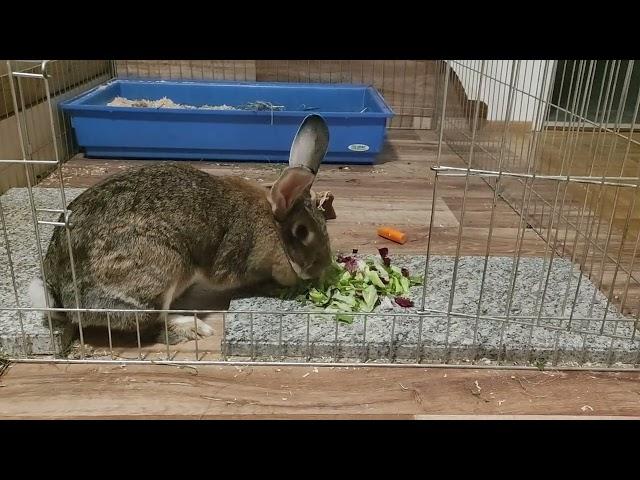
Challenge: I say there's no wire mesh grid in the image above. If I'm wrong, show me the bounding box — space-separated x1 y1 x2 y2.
113 60 435 129
0 60 112 194
432 60 640 368
1 60 639 370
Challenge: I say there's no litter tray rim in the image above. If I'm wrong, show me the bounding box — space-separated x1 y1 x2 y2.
60 79 396 119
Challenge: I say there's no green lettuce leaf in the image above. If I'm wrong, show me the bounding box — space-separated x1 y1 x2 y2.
287 251 424 323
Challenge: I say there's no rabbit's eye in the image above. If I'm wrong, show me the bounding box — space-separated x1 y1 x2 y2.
294 224 309 242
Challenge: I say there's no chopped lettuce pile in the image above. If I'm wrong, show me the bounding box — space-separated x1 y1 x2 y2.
279 248 423 323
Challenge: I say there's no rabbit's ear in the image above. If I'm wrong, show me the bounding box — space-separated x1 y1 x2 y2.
269 166 315 221
269 115 329 220
288 114 329 174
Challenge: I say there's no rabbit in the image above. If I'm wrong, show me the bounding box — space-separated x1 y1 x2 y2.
29 114 333 344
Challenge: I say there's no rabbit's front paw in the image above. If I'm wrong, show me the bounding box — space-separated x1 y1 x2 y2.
163 314 215 344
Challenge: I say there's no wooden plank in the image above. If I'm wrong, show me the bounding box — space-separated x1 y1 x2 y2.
34 130 549 257
1 363 639 419
114 60 257 82
0 60 111 120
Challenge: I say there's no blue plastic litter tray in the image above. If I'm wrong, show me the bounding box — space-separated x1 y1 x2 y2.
61 79 395 164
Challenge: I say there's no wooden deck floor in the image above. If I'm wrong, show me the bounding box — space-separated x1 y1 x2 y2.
3 129 639 419
36 129 548 257
1 363 639 419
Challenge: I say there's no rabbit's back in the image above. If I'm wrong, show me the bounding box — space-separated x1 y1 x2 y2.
65 163 241 235
44 163 277 305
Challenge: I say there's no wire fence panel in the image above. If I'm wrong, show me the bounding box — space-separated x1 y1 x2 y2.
1 60 639 370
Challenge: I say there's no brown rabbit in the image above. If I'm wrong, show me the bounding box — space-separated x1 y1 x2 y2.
29 114 332 343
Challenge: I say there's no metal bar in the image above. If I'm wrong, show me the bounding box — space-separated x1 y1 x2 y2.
278 313 283 359
559 60 598 259
6 60 56 357
0 198 29 357
558 61 600 315
420 176 441 311
15 75 34 183
443 61 487 360
134 313 142 360
334 317 339 361
581 60 624 289
221 313 227 361
164 312 170 360
250 312 255 361
493 60 554 363
193 312 199 361
415 316 424 363
431 167 640 188
389 315 396 362
361 316 368 362
591 61 637 330
474 61 521 352
420 62 450 313
9 357 640 373
569 61 626 331
36 208 66 214
533 60 591 327
306 313 311 361
498 60 558 361
37 220 66 226
10 72 45 79
43 71 86 358
1 313 630 345
106 312 114 360
5 304 637 326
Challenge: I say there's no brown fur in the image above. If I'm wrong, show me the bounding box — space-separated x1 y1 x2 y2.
40 115 333 343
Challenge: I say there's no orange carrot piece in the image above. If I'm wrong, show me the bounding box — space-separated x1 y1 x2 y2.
377 226 407 244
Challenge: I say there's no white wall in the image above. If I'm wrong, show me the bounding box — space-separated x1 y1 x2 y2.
447 60 556 130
